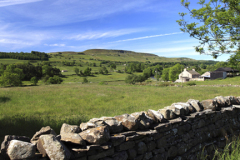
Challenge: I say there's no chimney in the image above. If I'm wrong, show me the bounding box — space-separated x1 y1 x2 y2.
184 68 187 71
192 69 195 71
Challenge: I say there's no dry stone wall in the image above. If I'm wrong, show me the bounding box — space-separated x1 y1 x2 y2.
1 96 240 160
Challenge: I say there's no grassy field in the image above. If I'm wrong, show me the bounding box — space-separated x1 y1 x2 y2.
0 80 240 142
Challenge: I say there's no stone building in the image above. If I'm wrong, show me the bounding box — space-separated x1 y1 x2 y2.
176 68 202 82
201 71 227 80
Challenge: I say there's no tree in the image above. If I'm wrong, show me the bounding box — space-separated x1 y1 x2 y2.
177 0 240 58
74 68 79 75
0 64 23 87
169 64 183 81
83 67 92 76
47 75 63 84
30 77 38 85
109 63 116 70
161 68 170 81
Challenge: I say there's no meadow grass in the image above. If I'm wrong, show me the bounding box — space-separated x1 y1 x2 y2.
0 83 240 143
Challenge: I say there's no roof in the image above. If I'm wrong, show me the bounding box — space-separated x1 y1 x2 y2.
187 70 201 75
215 67 239 72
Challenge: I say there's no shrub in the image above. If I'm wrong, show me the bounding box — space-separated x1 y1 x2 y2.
83 77 88 84
47 75 63 84
30 77 38 86
186 81 196 86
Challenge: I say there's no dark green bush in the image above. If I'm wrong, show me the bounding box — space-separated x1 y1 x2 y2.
47 75 63 84
186 81 196 86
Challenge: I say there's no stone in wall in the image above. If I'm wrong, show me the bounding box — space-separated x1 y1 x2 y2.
60 123 81 134
130 111 154 129
187 99 203 112
31 126 57 146
7 140 36 160
99 117 123 133
1 135 31 159
225 96 240 105
147 109 164 123
200 99 219 111
79 126 110 145
60 133 86 146
37 134 71 159
115 114 138 131
158 108 176 120
81 117 123 134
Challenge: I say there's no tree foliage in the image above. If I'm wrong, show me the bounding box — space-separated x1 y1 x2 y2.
177 0 240 58
0 51 49 60
0 64 23 86
125 74 146 84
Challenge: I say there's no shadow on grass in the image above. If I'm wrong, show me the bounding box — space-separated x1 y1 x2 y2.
0 114 86 143
0 97 10 103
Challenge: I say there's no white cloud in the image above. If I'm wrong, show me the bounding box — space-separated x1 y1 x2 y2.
110 32 183 43
67 28 147 40
45 43 66 47
0 0 42 7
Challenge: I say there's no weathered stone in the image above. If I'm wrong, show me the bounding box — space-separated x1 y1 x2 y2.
147 109 164 123
126 134 144 141
110 135 125 146
171 102 193 115
119 131 136 136
166 106 185 116
80 122 96 131
60 133 86 145
225 96 240 105
143 152 153 160
150 154 164 160
37 134 71 160
214 96 228 107
131 111 154 130
115 114 138 131
112 151 128 160
134 155 143 160
137 130 157 136
147 141 156 151
7 140 35 160
1 135 31 159
31 126 56 146
198 119 205 128
156 137 167 148
154 123 172 132
88 148 114 160
137 142 147 154
152 148 165 155
158 109 176 120
99 117 123 133
168 146 178 158
201 99 219 111
115 141 135 151
127 148 137 159
60 123 81 134
187 99 203 112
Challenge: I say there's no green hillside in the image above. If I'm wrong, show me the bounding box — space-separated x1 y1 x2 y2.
49 49 198 63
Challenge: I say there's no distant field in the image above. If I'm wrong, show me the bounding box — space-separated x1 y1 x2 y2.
0 80 240 142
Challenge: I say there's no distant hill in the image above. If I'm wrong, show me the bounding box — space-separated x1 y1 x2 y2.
48 49 215 63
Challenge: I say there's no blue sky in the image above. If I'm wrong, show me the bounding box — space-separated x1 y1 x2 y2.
0 0 232 61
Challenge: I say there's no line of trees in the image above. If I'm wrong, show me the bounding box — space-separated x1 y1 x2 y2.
0 63 62 87
0 51 49 60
